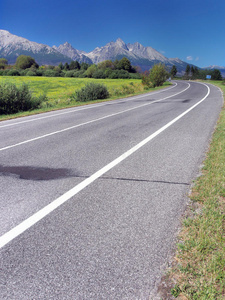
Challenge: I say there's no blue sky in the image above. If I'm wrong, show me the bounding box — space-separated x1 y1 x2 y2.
1 0 224 67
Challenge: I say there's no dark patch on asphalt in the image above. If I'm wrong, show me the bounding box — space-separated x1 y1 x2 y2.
182 99 191 103
0 165 190 186
0 165 79 181
134 99 156 102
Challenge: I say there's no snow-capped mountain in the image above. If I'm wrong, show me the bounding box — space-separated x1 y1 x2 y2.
0 30 197 72
0 30 53 54
127 41 168 62
52 42 92 64
84 38 170 68
0 30 70 65
85 38 134 63
59 38 194 72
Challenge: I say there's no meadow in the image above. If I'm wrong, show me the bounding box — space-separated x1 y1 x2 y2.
0 76 171 119
0 76 145 102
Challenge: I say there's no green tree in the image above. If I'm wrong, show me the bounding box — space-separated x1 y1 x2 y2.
58 62 63 70
113 59 120 70
69 60 80 70
170 65 177 78
118 57 132 71
190 66 199 79
63 62 69 70
98 60 114 70
185 64 191 77
211 69 222 80
85 64 97 78
80 62 89 70
0 58 8 69
15 55 39 70
149 63 168 87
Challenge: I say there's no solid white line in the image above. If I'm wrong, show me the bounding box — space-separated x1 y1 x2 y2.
0 83 210 249
0 82 177 128
0 83 188 152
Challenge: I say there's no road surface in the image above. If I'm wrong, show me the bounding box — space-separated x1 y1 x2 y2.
0 81 223 299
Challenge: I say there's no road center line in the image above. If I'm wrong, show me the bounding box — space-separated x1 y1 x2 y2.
0 82 210 249
0 83 189 152
0 82 177 128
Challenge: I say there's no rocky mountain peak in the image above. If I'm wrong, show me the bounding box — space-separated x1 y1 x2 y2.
63 42 72 48
127 42 144 52
115 38 128 50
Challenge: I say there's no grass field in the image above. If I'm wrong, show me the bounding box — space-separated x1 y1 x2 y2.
168 80 225 299
0 76 171 120
0 76 143 101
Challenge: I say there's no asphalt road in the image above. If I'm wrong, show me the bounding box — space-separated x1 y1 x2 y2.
0 81 223 299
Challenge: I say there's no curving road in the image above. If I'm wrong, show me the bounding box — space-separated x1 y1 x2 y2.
0 81 223 299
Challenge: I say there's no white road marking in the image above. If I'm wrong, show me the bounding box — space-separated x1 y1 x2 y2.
0 83 210 249
0 83 189 152
0 83 177 128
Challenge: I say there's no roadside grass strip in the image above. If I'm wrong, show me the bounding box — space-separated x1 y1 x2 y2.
169 81 225 299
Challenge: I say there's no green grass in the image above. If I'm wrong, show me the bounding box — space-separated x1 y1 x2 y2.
169 80 225 299
0 76 171 120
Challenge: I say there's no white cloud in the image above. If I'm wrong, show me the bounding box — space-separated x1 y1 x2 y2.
187 56 193 61
195 57 199 61
160 50 165 54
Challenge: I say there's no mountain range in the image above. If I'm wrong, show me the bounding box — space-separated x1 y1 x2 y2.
0 30 224 75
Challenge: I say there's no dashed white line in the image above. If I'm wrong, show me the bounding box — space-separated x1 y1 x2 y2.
0 83 189 152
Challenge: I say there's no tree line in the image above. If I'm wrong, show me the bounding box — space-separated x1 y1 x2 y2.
170 64 223 80
0 55 140 79
0 55 223 82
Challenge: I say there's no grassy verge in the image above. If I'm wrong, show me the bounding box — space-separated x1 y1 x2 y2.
0 76 171 121
168 80 225 299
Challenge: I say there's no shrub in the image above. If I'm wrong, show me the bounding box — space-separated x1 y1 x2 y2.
129 72 141 79
2 69 9 76
108 69 130 79
7 69 21 76
121 84 134 95
20 70 28 76
36 69 43 76
0 82 42 114
78 71 87 78
64 70 74 77
92 69 106 79
72 83 109 102
43 69 58 77
26 70 36 76
73 71 81 77
149 63 169 87
142 74 153 88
